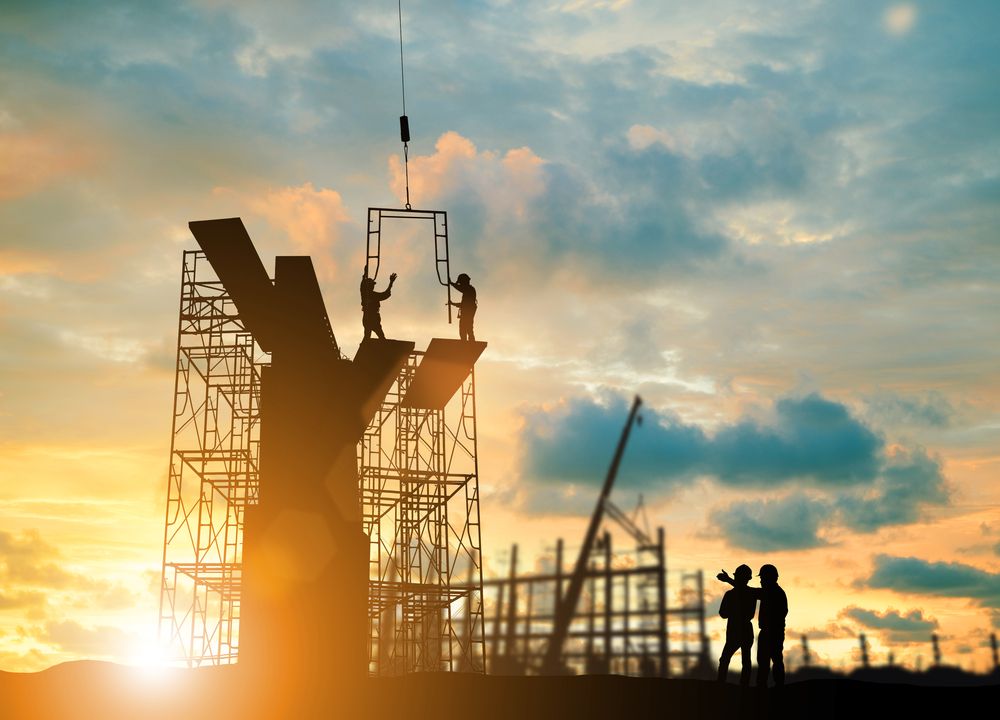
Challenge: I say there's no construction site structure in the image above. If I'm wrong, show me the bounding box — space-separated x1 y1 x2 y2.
158 249 267 664
158 216 488 687
483 528 711 677
360 339 487 675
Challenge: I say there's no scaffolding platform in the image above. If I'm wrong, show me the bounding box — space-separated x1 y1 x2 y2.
353 339 415 422
402 339 486 409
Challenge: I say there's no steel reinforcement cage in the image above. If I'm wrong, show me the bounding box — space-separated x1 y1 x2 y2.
359 351 486 675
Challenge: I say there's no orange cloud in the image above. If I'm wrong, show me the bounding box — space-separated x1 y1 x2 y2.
214 182 354 280
0 130 90 201
388 131 546 216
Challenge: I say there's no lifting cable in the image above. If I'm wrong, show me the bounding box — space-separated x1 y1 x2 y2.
397 0 412 210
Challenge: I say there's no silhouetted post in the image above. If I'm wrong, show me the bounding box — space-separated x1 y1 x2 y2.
603 531 613 668
623 562 631 673
504 544 519 663
490 583 505 672
801 634 811 668
887 650 895 667
522 578 534 671
931 633 942 667
586 562 597 670
696 569 710 671
657 527 668 677
991 633 998 671
555 538 564 610
460 557 475 672
860 633 870 668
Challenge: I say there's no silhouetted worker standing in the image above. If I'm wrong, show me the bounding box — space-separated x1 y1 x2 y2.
449 273 477 341
360 266 397 340
716 564 757 685
754 564 787 688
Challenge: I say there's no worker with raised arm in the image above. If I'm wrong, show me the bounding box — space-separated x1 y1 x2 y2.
360 266 397 340
716 564 757 685
448 273 477 341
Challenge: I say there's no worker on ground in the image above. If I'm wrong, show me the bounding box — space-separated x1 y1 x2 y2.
360 266 397 340
717 563 788 688
448 273 477 341
716 564 757 685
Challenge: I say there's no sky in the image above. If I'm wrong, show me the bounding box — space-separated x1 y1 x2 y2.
1 0 999 673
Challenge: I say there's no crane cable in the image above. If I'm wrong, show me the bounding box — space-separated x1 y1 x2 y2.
397 0 411 210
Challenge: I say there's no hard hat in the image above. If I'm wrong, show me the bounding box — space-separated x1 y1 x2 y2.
457 273 470 284
758 564 779 581
735 564 753 582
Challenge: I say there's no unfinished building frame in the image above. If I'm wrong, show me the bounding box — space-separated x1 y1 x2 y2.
484 529 710 677
360 350 486 675
158 250 269 665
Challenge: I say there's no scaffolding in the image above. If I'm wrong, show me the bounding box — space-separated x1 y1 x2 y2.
157 254 486 674
158 250 269 666
360 350 486 675
483 529 710 677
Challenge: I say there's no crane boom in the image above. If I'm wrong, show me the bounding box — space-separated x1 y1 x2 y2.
540 395 642 674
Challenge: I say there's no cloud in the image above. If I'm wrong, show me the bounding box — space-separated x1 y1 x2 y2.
791 624 855 641
0 529 80 589
0 529 136 610
518 393 706 488
836 448 949 532
0 128 92 200
519 392 882 491
35 620 135 658
840 606 938 643
384 131 729 288
710 394 882 487
516 392 951 545
863 391 953 429
708 493 831 551
0 590 46 611
711 448 948 550
216 182 355 281
864 555 1000 608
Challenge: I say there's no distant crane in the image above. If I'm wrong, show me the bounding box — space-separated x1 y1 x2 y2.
604 494 654 548
931 633 942 667
540 395 643 674
859 633 870 668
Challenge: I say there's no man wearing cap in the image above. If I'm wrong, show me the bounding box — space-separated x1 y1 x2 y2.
448 273 477 341
717 563 788 688
716 563 757 685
